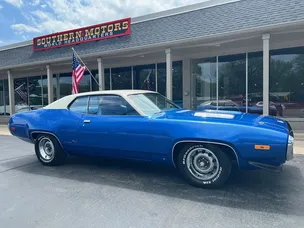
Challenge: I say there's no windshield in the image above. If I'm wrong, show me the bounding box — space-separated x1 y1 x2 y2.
128 93 180 115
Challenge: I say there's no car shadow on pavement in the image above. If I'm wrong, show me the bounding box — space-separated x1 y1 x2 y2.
5 154 304 216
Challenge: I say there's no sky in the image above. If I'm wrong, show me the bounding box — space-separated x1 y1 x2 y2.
0 0 207 47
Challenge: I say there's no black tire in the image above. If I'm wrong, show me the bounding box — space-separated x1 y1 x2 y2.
177 144 232 188
34 134 67 166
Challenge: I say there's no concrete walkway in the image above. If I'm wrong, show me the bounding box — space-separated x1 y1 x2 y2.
0 124 9 135
1 125 303 154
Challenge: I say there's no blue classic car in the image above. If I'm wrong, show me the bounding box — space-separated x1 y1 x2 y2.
8 90 294 188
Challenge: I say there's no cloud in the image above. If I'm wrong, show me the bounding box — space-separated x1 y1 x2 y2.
11 23 40 34
11 0 207 36
0 39 26 46
30 0 40 6
0 4 3 9
4 0 23 8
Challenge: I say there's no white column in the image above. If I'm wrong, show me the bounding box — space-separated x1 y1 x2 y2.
97 58 105 90
46 65 53 104
166 48 172 100
7 70 15 115
262 34 270 116
182 58 191 109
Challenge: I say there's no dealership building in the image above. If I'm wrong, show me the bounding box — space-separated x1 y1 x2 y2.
1 0 304 129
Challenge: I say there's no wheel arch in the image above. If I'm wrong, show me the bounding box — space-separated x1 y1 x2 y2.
172 140 239 168
30 131 65 151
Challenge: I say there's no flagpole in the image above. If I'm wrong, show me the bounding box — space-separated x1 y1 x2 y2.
71 47 102 90
140 69 152 89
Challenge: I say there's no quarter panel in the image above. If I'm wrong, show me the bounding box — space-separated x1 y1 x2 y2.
9 109 83 153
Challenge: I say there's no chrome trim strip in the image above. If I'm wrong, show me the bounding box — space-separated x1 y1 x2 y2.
171 140 239 168
30 131 66 153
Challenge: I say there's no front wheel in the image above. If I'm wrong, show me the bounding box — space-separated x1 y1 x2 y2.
177 144 232 188
35 134 67 166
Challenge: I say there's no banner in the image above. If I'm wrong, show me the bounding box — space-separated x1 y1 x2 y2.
33 18 131 51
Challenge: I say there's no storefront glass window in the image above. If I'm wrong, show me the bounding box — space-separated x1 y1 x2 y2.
105 69 110 90
78 73 91 93
0 80 10 115
91 70 99 91
157 63 166 97
248 51 264 115
0 80 6 115
156 61 183 106
192 57 217 110
59 73 72 98
53 74 59 101
133 64 156 91
41 75 48 105
111 66 132 90
270 47 304 118
14 78 29 112
3 80 9 115
28 76 43 108
218 54 246 110
173 61 183 107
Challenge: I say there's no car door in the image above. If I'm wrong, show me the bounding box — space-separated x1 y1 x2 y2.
54 95 89 154
76 94 153 161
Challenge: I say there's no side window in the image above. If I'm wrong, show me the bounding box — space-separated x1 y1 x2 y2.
88 95 139 116
69 96 88 114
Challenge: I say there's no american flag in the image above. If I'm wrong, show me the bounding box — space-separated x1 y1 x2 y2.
72 53 86 94
15 83 28 102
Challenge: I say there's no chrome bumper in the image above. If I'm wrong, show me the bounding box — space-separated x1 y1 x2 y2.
286 135 294 161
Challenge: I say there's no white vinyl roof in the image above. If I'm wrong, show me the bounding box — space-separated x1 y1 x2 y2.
44 90 156 110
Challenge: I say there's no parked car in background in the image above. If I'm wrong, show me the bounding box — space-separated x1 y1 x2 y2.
0 104 42 115
197 100 279 116
8 90 294 188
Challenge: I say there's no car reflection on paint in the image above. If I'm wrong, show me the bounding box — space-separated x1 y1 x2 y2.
8 90 294 188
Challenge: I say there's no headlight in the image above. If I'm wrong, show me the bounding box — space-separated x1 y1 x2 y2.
288 135 294 145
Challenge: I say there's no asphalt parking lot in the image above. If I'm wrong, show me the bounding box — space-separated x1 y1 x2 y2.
1 135 304 228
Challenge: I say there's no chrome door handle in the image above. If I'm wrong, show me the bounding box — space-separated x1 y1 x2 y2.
83 120 91 124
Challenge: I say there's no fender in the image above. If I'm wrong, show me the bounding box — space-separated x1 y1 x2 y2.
171 140 239 168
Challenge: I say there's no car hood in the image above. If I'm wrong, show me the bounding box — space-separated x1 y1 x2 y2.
153 109 290 134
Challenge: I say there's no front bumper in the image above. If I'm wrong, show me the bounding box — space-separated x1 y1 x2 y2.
286 135 294 161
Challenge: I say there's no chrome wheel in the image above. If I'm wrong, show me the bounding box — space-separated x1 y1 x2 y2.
186 147 220 181
38 137 55 162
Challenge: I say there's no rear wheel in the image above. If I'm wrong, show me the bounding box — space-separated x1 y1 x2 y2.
34 134 66 166
177 144 232 188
